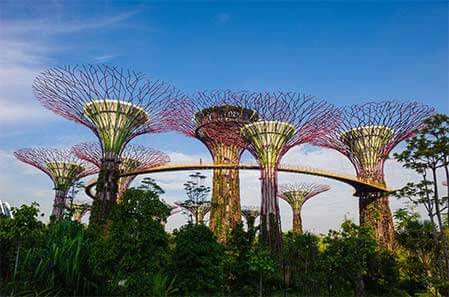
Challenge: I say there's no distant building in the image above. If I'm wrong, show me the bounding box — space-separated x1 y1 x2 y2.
0 200 13 218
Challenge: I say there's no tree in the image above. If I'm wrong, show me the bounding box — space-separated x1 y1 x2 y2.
248 243 277 297
0 203 44 282
139 177 165 195
394 208 447 295
89 188 170 296
170 224 224 296
223 222 258 296
283 232 326 295
394 113 449 292
322 220 377 297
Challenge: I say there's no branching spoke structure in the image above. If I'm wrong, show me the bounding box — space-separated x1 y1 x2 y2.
72 142 170 201
14 148 96 219
313 101 434 249
167 90 258 242
241 92 338 258
33 65 179 225
278 183 330 235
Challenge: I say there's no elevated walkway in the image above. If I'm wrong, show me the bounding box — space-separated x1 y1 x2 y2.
85 162 390 198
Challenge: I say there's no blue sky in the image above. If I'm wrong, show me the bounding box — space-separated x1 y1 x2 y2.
0 1 447 231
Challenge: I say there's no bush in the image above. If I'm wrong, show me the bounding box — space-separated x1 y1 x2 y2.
322 220 377 297
89 188 170 296
11 220 96 296
0 203 45 284
283 232 326 295
171 224 224 296
223 222 258 296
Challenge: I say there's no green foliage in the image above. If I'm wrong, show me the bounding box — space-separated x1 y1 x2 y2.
148 272 178 297
10 220 96 296
0 203 45 282
394 208 446 295
248 242 277 297
89 188 170 296
322 220 377 297
283 232 326 295
171 224 224 296
394 113 449 295
139 177 165 195
223 222 258 296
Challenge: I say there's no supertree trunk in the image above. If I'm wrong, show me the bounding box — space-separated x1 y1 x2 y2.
292 208 302 235
51 189 68 219
358 187 395 250
91 153 120 226
260 166 283 258
209 143 242 242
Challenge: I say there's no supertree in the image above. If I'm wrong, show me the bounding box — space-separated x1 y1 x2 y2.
33 65 180 225
240 92 338 258
241 205 260 242
69 202 91 222
278 183 330 235
14 148 97 219
312 101 434 249
174 200 212 225
72 142 170 201
167 90 258 242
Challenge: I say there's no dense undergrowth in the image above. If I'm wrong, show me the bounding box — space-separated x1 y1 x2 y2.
0 190 445 297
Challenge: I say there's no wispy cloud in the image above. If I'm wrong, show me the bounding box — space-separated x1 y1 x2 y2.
92 54 118 63
0 9 144 37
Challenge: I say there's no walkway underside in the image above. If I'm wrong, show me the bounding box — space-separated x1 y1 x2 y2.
85 162 391 199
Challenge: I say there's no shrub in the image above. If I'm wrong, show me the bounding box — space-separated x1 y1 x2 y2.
171 224 224 296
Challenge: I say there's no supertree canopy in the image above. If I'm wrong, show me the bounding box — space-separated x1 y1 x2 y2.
168 90 258 242
313 101 434 249
241 205 261 222
241 92 338 258
278 183 330 235
175 200 212 225
241 205 260 230
33 64 180 225
14 148 97 219
72 142 170 201
69 202 91 222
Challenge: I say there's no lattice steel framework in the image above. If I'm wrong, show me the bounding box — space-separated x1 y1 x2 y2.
72 142 170 201
278 183 330 235
312 101 434 249
240 92 338 257
14 148 97 219
167 90 258 242
33 64 180 225
174 200 212 225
